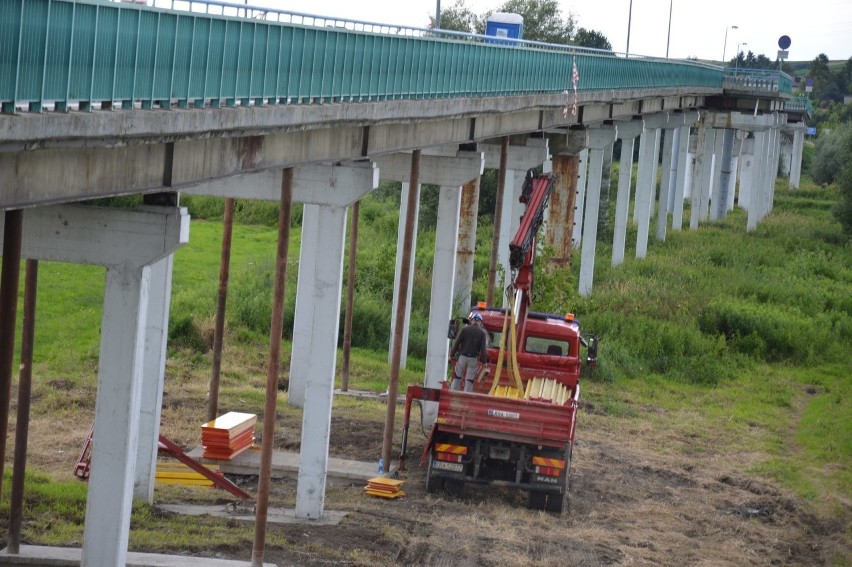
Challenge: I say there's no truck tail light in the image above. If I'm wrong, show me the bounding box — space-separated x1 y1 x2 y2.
435 443 468 463
531 456 566 476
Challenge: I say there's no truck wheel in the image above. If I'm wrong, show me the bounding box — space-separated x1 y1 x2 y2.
527 490 547 510
545 489 569 514
426 451 444 494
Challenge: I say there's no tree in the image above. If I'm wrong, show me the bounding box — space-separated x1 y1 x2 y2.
432 0 480 33
572 27 612 50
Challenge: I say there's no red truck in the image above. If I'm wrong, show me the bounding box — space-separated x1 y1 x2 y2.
399 170 598 513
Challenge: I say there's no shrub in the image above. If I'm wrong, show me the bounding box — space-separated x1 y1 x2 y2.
811 123 852 184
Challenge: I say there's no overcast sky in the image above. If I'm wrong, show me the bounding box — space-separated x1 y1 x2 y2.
260 0 851 63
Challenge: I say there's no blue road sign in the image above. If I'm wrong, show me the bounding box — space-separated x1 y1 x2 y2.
778 35 792 49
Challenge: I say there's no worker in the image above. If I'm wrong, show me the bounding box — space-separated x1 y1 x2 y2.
449 313 489 392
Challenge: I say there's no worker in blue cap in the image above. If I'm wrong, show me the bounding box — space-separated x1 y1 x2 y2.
449 313 489 392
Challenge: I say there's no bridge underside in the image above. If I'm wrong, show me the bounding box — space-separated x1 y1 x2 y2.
0 88 717 209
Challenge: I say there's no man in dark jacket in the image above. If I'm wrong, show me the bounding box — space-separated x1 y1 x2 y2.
449 313 489 392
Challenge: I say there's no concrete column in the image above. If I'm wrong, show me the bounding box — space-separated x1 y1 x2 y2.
779 131 793 178
707 130 725 221
572 149 590 246
133 253 174 502
289 205 320 406
739 136 755 211
422 184 462 426
579 126 617 297
789 127 804 189
656 124 678 241
713 129 736 221
699 127 717 223
480 139 548 302
388 181 421 369
0 205 188 567
597 143 614 242
635 127 661 259
454 177 479 314
612 120 643 266
727 134 744 212
684 132 698 204
748 131 766 231
671 125 692 231
295 203 348 520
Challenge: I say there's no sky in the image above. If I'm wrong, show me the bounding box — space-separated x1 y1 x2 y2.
255 0 852 63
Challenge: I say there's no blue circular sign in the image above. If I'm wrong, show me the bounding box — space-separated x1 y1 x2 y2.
778 35 792 49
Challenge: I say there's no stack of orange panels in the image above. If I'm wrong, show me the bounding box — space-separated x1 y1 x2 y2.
202 412 257 460
364 477 406 499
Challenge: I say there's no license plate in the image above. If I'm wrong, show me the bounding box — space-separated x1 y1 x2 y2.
432 460 464 473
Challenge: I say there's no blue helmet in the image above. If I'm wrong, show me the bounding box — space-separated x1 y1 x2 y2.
471 313 483 322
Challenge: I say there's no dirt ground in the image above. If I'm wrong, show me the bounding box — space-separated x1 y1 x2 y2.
3 392 848 566
204 405 849 567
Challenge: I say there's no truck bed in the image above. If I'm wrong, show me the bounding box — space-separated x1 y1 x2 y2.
435 386 578 449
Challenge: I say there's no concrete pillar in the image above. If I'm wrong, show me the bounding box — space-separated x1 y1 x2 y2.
684 132 698 204
612 120 643 266
656 120 681 242
699 127 718 223
713 129 736 221
544 131 585 267
789 127 804 189
295 202 348 520
0 204 188 567
388 181 421 369
671 125 692 231
454 177 479 314
748 131 766 231
289 205 320 406
727 133 744 212
572 149 590 246
708 130 725 221
481 139 549 302
579 126 617 297
422 184 462 426
597 143 614 242
133 252 174 502
739 136 755 211
635 124 661 259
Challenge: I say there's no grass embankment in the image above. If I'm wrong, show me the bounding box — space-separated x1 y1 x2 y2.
0 176 849 552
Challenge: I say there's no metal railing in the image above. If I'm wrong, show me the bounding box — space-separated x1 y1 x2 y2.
1 0 728 113
785 95 813 116
723 67 794 96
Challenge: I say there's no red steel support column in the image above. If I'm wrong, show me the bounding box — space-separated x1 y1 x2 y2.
382 150 421 467
8 259 37 554
0 209 23 500
208 197 235 421
341 200 360 392
547 155 580 268
252 170 293 567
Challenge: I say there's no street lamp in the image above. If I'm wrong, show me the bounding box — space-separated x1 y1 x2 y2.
734 42 747 74
665 0 673 58
626 0 633 55
722 25 738 63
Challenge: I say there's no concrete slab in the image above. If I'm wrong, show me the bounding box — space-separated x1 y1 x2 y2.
0 546 275 567
157 504 346 525
186 447 378 485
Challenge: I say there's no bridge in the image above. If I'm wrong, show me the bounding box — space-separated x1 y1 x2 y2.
0 0 810 564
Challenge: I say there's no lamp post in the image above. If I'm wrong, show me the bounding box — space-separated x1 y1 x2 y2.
435 0 441 29
722 25 738 63
665 0 673 58
626 0 633 55
734 42 747 74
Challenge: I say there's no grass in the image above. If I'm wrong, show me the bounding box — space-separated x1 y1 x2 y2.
0 174 849 555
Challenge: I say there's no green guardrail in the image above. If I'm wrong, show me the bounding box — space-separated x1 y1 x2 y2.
786 95 813 116
723 67 794 95
1 0 725 113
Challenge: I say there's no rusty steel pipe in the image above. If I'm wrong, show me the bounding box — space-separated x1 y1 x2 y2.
0 209 23 501
382 150 421 468
341 200 360 392
251 170 293 567
547 154 580 269
208 197 235 422
8 259 37 554
486 136 509 305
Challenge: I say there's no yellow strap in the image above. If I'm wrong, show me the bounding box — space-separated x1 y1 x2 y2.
508 294 524 392
489 304 512 396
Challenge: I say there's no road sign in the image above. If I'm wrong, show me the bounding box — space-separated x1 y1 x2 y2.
778 35 791 50
807 127 817 136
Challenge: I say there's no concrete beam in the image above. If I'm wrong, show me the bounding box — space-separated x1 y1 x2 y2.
481 140 549 170
182 162 379 207
374 152 484 186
